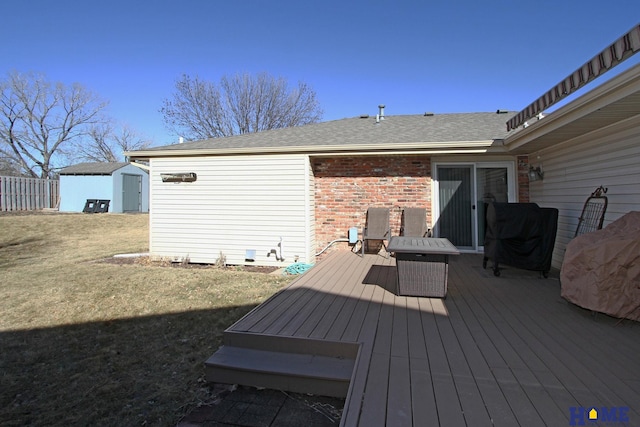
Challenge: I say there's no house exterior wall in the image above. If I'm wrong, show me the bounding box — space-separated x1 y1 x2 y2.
148 154 312 266
59 175 112 212
312 155 432 256
305 156 316 262
528 114 640 269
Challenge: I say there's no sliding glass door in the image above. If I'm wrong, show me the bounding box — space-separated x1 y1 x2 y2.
476 167 509 247
437 166 473 248
435 162 514 251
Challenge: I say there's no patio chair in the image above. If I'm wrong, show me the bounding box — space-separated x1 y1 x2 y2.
400 208 430 237
361 207 391 257
574 186 608 237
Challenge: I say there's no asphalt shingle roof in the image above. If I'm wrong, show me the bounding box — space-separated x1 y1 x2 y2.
59 162 129 175
142 112 517 154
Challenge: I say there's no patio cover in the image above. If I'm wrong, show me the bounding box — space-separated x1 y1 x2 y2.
507 24 640 131
561 211 640 321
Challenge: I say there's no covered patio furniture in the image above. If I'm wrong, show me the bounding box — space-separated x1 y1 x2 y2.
561 211 640 321
483 202 558 277
361 207 391 257
400 207 430 237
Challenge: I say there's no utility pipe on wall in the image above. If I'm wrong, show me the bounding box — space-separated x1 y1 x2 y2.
278 237 284 261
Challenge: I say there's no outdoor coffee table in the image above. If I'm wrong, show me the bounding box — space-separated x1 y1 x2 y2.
387 237 460 298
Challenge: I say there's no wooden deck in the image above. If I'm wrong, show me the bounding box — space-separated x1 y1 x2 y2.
206 251 640 426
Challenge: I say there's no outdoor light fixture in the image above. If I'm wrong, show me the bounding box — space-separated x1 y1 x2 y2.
528 166 544 182
160 172 197 183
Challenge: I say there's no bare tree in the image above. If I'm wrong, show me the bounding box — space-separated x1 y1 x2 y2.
0 71 107 178
76 122 151 163
0 155 22 176
161 72 323 140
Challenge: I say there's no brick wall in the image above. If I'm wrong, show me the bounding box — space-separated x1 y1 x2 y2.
517 155 530 203
313 155 432 255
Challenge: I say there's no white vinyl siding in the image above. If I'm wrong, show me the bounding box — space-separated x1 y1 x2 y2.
149 154 312 266
529 115 640 269
305 155 316 262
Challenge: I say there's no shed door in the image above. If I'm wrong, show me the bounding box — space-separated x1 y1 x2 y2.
122 174 142 212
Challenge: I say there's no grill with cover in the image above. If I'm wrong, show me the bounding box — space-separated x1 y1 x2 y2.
483 202 558 277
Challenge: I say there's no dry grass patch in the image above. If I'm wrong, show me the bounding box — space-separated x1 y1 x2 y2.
0 213 294 426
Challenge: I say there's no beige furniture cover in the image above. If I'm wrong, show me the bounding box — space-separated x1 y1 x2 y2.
561 211 640 321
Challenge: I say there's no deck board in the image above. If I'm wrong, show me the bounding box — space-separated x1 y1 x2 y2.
341 283 385 425
261 251 353 335
275 252 351 329
387 355 412 427
449 266 574 425
458 264 640 421
307 252 374 339
323 264 369 341
213 251 640 426
357 351 390 427
484 278 640 422
416 297 467 427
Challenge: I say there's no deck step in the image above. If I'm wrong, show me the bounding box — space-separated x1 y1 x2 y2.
205 344 356 398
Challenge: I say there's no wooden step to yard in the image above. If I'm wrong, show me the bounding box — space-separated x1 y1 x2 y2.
205 331 359 398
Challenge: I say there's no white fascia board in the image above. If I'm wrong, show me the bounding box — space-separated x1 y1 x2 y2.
125 140 496 159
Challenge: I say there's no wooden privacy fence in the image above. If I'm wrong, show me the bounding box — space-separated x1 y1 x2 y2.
0 176 60 211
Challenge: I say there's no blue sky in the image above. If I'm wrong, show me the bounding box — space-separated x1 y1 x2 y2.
1 1 638 146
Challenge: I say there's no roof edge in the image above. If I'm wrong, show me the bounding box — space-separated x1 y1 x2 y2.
126 140 497 159
59 172 115 176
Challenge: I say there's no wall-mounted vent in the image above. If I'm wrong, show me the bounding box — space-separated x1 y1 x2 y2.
161 172 197 183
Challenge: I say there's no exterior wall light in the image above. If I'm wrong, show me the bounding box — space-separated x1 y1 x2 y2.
160 172 197 183
528 166 544 182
